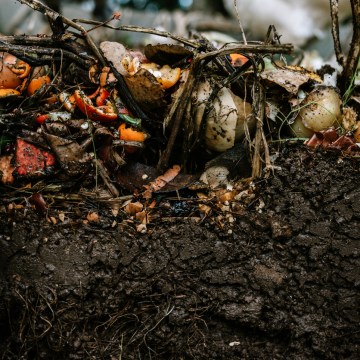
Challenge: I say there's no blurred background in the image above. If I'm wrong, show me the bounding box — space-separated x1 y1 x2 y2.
0 0 353 60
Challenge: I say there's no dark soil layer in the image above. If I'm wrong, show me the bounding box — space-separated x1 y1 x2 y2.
0 144 359 359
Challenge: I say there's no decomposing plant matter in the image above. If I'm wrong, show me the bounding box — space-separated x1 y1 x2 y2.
0 0 359 218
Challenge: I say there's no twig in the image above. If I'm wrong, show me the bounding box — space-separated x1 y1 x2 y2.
198 43 293 60
251 80 266 178
157 58 201 171
0 34 95 60
72 20 202 49
234 0 248 44
17 0 107 66
330 0 345 67
93 159 120 198
0 41 92 68
339 0 360 93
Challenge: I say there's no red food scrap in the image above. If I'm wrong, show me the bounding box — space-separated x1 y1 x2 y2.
15 138 56 178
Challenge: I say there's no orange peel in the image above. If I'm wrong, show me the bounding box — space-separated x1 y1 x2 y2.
0 54 24 90
157 65 181 89
0 88 21 98
118 123 147 142
11 60 31 79
141 63 181 89
229 54 249 67
27 75 51 96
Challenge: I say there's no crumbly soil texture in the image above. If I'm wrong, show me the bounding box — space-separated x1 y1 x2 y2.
0 143 359 359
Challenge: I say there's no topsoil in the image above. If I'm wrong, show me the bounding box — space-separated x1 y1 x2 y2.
0 143 359 360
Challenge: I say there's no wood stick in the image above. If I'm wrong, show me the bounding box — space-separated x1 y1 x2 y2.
17 0 107 66
330 0 345 67
340 0 360 93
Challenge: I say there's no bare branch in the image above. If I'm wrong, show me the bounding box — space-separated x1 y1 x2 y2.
330 0 345 66
17 0 107 66
340 0 360 93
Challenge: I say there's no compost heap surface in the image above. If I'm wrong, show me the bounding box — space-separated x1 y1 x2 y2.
0 143 359 360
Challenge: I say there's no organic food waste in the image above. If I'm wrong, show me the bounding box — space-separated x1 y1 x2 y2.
0 0 359 359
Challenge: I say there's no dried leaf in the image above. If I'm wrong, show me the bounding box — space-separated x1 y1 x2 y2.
143 165 181 199
199 204 212 216
87 212 100 222
0 155 15 184
43 133 92 177
135 210 148 224
124 68 167 114
260 67 321 95
144 44 193 65
58 212 65 222
124 201 144 216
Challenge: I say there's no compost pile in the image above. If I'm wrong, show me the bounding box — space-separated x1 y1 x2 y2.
1 0 360 359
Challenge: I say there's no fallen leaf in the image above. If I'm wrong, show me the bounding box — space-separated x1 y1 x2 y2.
0 155 15 184
43 133 92 177
135 210 148 224
87 212 100 222
199 204 211 216
124 68 167 114
260 67 321 95
124 201 144 216
143 165 181 199
144 44 193 65
58 212 65 222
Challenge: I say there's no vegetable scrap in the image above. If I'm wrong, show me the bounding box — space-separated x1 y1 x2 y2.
0 0 359 228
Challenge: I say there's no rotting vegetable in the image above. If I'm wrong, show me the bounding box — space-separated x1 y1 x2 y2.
0 0 359 217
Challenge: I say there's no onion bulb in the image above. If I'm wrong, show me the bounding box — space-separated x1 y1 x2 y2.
192 79 253 152
291 86 342 137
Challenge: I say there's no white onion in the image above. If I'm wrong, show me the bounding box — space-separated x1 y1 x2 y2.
291 86 342 137
193 79 253 152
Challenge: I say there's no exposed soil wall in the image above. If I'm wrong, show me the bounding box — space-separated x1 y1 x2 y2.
0 144 359 359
